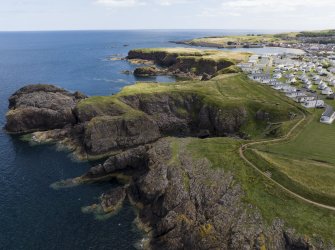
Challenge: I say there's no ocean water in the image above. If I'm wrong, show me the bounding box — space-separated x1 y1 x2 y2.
0 30 303 250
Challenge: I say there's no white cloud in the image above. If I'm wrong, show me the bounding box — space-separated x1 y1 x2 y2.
94 0 146 7
199 0 335 18
94 0 195 7
221 0 335 11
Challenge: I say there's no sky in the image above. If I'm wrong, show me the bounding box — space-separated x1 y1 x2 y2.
0 0 334 31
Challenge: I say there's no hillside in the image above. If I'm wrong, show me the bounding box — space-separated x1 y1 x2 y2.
127 48 249 79
175 29 335 48
5 50 335 248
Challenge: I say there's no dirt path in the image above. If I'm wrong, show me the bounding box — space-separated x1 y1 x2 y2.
239 111 335 211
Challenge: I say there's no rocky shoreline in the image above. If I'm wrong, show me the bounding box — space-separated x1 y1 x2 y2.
126 48 244 81
4 79 332 249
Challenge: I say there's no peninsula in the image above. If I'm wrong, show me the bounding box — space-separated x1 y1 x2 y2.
5 47 335 249
174 29 335 52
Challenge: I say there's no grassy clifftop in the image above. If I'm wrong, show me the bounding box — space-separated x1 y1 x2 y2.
77 73 302 142
127 48 250 77
74 73 335 245
176 29 335 48
128 47 250 62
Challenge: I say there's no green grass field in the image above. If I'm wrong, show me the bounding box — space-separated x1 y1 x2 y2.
186 137 335 244
77 69 335 242
243 107 335 209
257 111 335 164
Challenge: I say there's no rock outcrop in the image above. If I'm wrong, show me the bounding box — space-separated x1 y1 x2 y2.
121 93 247 137
5 84 87 133
84 138 318 250
83 114 161 155
134 66 163 77
4 83 331 249
5 84 248 156
127 49 241 80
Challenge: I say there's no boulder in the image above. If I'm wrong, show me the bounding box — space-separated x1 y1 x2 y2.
134 66 160 77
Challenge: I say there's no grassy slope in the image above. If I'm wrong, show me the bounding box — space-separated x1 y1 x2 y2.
76 71 335 242
246 149 335 206
77 74 301 140
244 108 335 209
187 137 335 244
184 29 335 47
258 110 335 164
130 47 251 63
191 34 285 44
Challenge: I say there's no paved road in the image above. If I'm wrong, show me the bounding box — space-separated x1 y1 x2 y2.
239 111 335 211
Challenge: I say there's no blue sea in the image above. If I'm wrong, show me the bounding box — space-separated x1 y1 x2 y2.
0 30 303 250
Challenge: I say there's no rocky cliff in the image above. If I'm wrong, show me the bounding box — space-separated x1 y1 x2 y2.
5 84 248 157
5 77 328 249
127 48 249 79
5 84 87 133
83 138 317 250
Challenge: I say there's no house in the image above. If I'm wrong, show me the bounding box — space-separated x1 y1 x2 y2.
267 79 280 86
249 73 270 82
315 79 323 85
303 83 312 89
295 96 315 103
302 100 325 108
320 106 335 124
273 73 282 79
302 78 310 84
312 75 320 81
281 85 296 93
249 55 259 64
322 87 334 95
329 67 335 74
272 83 284 90
286 91 306 98
287 77 297 84
299 74 307 80
260 76 272 84
318 82 328 90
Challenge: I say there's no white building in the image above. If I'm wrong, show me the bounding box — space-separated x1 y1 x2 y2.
295 96 315 103
318 82 328 90
322 87 334 95
320 106 335 124
302 100 325 108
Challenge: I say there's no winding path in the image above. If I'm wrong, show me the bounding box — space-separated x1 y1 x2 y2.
239 111 335 211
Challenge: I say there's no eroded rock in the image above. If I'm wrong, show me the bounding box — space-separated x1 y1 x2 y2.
5 84 86 133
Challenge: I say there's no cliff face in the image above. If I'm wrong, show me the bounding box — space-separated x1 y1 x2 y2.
127 49 245 79
5 85 248 155
80 93 247 155
127 50 180 67
83 114 161 155
4 83 329 249
5 84 87 133
84 138 313 250
121 93 247 136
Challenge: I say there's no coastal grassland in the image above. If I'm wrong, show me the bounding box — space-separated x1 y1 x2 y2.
185 34 298 47
129 47 251 64
77 73 302 140
186 137 335 243
182 29 335 48
190 35 282 44
129 47 250 60
244 149 335 206
256 110 335 164
129 47 206 55
241 109 335 207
